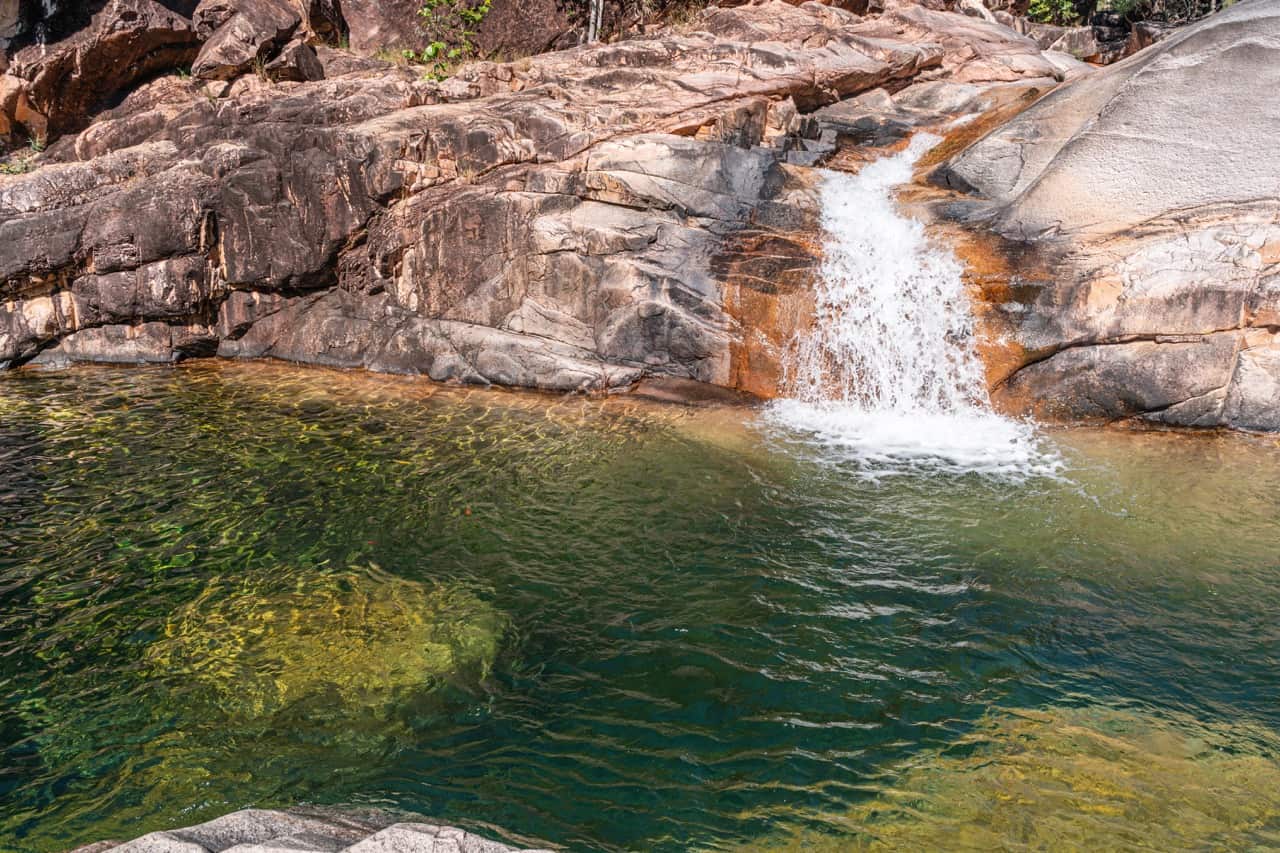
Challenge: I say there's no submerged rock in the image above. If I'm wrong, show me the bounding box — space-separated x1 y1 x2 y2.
16 563 510 837
145 565 507 718
737 704 1280 850
941 0 1280 430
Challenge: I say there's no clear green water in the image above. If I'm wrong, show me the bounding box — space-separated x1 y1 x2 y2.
1 363 1278 851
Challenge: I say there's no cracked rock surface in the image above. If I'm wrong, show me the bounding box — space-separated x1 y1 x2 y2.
940 0 1280 429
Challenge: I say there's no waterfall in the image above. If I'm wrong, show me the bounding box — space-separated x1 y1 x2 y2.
767 134 1056 477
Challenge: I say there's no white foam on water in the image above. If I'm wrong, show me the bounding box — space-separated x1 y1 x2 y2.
764 133 1060 479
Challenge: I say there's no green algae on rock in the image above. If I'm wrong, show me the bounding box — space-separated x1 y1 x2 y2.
144 565 508 719
732 705 1280 851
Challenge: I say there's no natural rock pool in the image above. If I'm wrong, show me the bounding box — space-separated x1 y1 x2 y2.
2 363 1279 851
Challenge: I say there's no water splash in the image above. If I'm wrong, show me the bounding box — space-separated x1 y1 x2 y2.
766 134 1058 478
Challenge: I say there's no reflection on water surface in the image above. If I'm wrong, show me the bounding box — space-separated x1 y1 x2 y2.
1 363 1278 851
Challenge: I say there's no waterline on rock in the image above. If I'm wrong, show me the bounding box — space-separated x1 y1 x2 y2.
765 134 1057 477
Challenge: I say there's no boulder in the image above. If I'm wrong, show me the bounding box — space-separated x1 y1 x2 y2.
475 0 576 58
263 37 325 81
957 0 998 22
941 0 1280 429
337 0 581 57
190 0 302 80
1044 25 1101 61
0 0 19 52
1126 19 1178 53
337 0 423 52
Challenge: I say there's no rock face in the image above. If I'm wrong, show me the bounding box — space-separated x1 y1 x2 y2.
0 1 201 144
0 0 1062 398
74 807 551 852
942 0 1280 429
191 0 304 81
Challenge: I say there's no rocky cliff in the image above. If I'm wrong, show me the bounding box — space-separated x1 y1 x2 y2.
4 0 1274 430
0 0 1061 398
940 0 1280 429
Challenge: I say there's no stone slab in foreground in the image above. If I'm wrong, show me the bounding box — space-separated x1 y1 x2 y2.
71 807 551 853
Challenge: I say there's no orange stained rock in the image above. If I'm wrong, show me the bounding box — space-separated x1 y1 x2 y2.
717 229 822 399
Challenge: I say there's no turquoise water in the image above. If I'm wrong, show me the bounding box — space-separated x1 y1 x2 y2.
1 363 1278 850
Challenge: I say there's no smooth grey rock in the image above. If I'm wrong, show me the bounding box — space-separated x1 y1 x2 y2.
944 0 1280 430
345 823 546 853
109 833 209 853
948 0 1280 240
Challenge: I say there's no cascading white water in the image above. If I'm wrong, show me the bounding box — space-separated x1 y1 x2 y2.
767 133 1057 477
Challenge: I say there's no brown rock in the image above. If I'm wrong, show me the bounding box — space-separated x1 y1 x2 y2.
0 0 200 148
945 0 1280 430
338 0 424 52
263 38 325 81
191 0 302 80
1045 25 1102 62
475 0 576 58
1125 19 1177 54
881 0 1060 83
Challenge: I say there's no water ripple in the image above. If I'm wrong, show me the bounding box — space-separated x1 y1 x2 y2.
0 364 1278 851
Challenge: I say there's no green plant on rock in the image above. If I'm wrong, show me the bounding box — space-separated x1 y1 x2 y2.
0 136 43 175
413 0 492 80
0 157 34 175
1028 0 1081 24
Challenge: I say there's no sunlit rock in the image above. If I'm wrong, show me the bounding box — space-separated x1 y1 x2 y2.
941 0 1280 430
